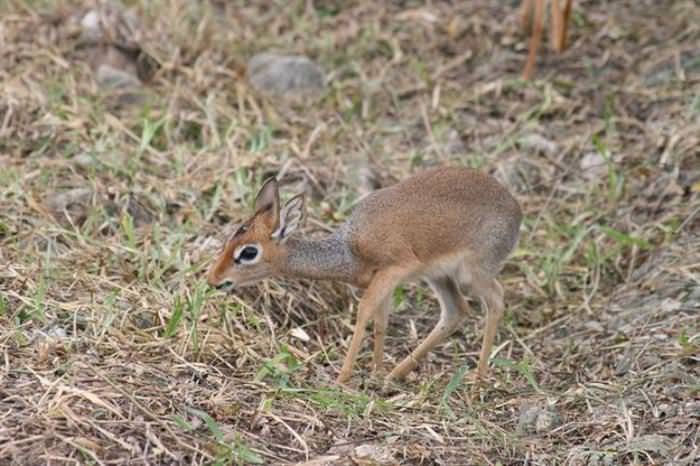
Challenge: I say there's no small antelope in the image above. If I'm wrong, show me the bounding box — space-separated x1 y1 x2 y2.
207 167 522 384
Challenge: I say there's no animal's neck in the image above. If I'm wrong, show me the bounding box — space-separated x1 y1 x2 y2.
281 229 358 284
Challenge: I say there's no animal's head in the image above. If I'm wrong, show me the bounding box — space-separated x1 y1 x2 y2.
206 178 305 290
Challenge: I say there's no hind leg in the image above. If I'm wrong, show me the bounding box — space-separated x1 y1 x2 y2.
387 277 471 381
473 277 505 379
458 258 506 379
457 259 473 296
523 0 545 79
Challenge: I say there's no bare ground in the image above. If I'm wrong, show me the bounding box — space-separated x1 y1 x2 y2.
0 1 698 465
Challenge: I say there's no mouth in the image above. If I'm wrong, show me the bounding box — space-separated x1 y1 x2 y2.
214 282 235 293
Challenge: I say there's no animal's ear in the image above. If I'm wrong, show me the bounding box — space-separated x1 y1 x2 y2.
272 194 305 242
254 177 280 231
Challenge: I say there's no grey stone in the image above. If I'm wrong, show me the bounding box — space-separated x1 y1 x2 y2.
96 64 145 106
248 53 326 101
45 187 95 226
47 326 68 339
580 151 609 181
79 1 142 49
518 404 562 434
96 64 141 89
519 133 559 156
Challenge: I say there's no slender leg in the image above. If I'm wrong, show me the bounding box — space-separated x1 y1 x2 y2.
520 0 533 31
557 0 573 51
475 279 505 379
523 0 545 80
551 0 562 50
336 268 406 384
372 296 391 375
387 277 471 381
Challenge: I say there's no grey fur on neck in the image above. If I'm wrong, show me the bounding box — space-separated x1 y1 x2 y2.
281 227 358 283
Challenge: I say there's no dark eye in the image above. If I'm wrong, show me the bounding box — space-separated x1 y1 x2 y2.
236 246 259 263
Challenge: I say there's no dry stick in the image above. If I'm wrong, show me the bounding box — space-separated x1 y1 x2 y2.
679 205 700 232
420 100 441 158
521 313 572 342
299 123 326 160
506 326 538 362
90 421 143 456
103 113 164 162
27 367 71 414
0 435 45 454
144 423 178 461
91 368 207 461
431 50 473 81
266 412 309 459
56 435 105 466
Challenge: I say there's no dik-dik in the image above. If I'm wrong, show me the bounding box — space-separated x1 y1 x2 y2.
207 167 522 384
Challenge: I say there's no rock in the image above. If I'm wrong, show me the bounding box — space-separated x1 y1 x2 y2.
654 403 678 418
519 133 559 156
534 408 560 433
352 444 394 465
72 152 97 169
76 0 155 104
80 10 102 41
247 53 326 102
45 187 96 226
79 0 142 51
45 188 154 228
97 64 141 89
102 192 154 227
518 404 561 434
46 326 68 339
96 64 145 106
580 152 609 181
436 128 466 156
496 155 544 193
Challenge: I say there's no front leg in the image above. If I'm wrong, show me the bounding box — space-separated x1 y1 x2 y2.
372 296 391 375
337 269 405 384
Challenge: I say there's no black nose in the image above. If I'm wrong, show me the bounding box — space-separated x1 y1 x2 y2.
215 281 234 291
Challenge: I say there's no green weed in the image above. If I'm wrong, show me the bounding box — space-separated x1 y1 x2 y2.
493 357 543 393
255 345 301 387
175 408 264 465
440 365 469 418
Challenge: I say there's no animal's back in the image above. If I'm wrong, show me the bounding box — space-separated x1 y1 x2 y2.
347 167 522 274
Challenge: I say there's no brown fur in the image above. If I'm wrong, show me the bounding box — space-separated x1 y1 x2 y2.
207 167 522 385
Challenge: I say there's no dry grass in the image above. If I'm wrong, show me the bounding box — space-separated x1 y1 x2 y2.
1 0 699 464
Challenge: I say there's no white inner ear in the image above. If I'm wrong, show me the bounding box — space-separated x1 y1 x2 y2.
272 198 303 242
233 242 262 265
